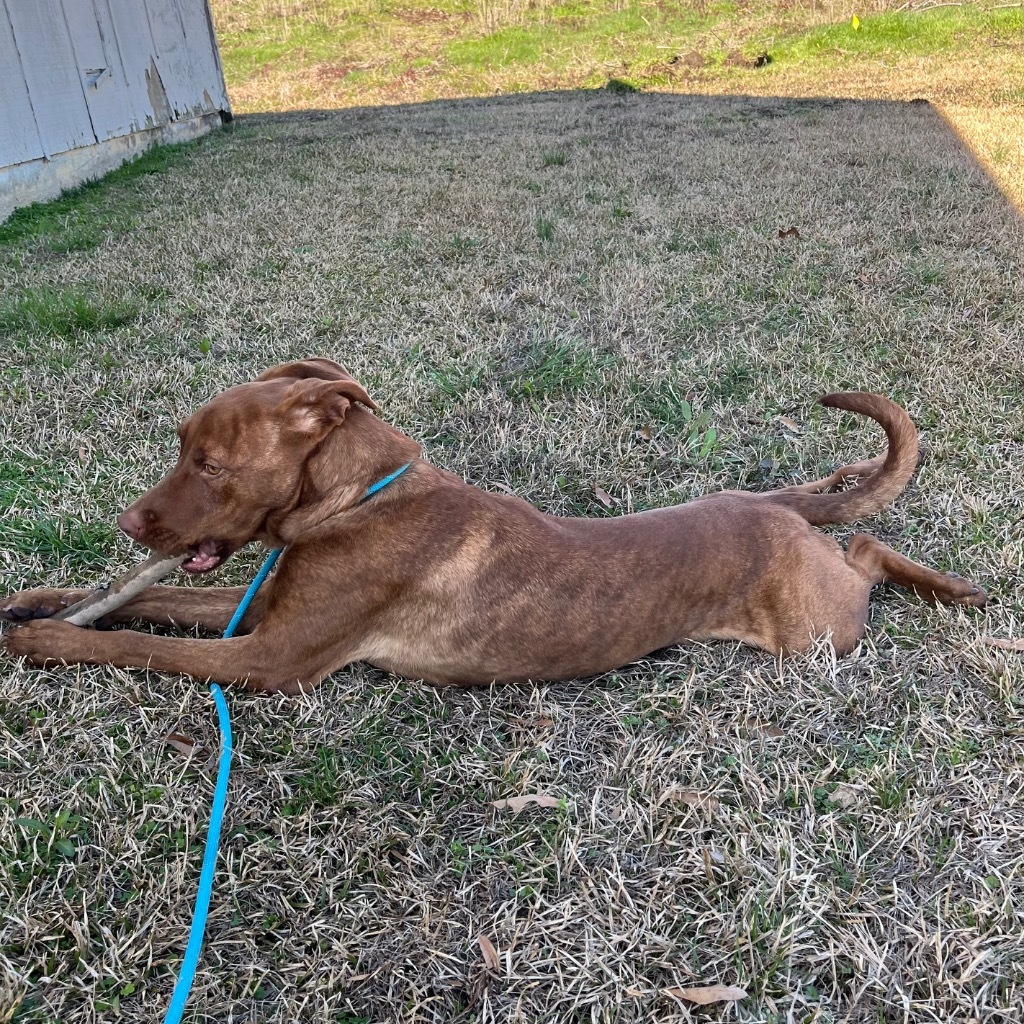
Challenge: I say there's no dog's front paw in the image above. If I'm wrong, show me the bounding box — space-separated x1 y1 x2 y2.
3 619 94 667
0 588 91 622
944 572 988 609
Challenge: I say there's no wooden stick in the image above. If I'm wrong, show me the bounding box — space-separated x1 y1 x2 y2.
55 553 188 627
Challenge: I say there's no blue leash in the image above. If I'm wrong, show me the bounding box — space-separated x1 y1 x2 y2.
162 463 411 1023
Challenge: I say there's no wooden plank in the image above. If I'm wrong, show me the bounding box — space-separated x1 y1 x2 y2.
0 2 45 167
63 0 134 141
176 0 230 112
105 0 160 130
145 0 203 119
6 0 94 156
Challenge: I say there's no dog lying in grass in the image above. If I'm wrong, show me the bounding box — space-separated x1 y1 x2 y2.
1 358 986 693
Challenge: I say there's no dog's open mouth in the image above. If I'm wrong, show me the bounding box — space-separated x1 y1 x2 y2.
181 540 230 575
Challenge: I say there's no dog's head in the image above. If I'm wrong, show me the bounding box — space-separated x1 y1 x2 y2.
117 359 377 573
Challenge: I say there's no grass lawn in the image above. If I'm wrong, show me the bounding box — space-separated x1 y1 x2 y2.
3 4 1024 1024
210 1 1024 206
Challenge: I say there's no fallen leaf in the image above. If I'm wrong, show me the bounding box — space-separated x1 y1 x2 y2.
166 733 197 757
745 718 786 739
77 446 89 463
984 638 1024 653
660 786 720 811
594 485 615 508
477 934 500 972
829 783 864 809
702 847 726 870
507 715 554 728
779 415 803 434
636 425 667 454
663 984 747 1005
490 793 562 813
490 481 517 496
778 226 800 240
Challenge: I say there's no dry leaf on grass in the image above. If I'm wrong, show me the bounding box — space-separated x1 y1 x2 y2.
663 984 748 1004
593 485 615 508
702 847 726 869
489 481 517 496
984 637 1024 653
660 786 720 811
779 415 804 434
165 733 197 757
745 718 786 739
507 715 554 728
636 424 667 454
777 226 800 240
490 793 562 813
829 783 865 809
477 934 500 973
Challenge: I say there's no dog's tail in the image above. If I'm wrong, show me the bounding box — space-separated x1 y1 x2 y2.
761 392 919 526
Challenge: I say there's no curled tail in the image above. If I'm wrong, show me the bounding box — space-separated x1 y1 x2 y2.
763 392 919 526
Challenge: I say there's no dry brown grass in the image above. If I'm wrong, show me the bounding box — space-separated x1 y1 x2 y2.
2 90 1024 1022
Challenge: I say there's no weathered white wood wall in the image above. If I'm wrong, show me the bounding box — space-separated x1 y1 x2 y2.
0 0 230 220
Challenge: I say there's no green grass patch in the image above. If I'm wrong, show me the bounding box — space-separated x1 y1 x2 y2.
0 455 75 511
0 286 138 339
768 5 1023 65
535 214 556 241
508 339 617 400
3 514 118 569
447 4 712 73
216 11 374 80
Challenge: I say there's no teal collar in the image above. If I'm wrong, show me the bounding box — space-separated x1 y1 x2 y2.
361 462 412 501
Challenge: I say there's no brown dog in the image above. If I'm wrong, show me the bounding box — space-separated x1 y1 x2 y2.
1 359 986 693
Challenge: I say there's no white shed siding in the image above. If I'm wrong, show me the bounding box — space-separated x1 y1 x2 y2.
0 7 44 166
64 1 136 141
6 0 96 157
0 0 230 220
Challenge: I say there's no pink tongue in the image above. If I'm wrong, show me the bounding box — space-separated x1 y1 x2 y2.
186 551 221 572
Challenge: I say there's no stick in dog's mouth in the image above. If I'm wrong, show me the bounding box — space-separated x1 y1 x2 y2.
55 553 189 627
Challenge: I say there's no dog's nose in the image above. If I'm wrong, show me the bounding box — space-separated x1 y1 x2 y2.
117 507 145 540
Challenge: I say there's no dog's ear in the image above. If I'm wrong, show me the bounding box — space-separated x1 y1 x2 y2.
258 358 365 387
278 378 378 438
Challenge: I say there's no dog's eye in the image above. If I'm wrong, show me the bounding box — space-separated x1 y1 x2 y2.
201 464 222 477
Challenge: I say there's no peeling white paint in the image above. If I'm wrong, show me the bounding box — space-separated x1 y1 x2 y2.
0 0 230 219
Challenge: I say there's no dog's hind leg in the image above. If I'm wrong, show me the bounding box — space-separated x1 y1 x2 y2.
778 453 887 495
844 533 986 607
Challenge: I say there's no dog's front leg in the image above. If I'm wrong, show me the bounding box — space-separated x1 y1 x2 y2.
1 585 268 634
98 585 269 633
3 617 346 695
